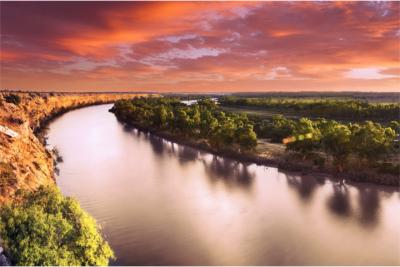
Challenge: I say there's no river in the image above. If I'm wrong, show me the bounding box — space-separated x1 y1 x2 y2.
47 104 400 265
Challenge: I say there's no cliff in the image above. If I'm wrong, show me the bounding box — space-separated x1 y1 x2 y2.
0 92 147 203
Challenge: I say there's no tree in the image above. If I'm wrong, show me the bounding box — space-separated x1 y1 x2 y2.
286 118 321 156
389 120 400 133
236 124 257 150
268 115 296 143
4 94 21 105
154 105 168 128
320 121 351 172
350 121 396 163
0 186 114 266
199 109 218 137
175 108 191 134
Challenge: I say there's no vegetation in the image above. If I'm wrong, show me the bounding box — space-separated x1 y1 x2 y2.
254 115 397 172
111 97 257 151
3 94 21 105
111 97 399 185
0 186 114 265
219 96 400 122
51 147 64 163
0 162 18 196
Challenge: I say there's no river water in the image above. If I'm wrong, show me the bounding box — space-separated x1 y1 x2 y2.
47 104 400 265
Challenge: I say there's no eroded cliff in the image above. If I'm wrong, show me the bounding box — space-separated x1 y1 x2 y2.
0 92 146 203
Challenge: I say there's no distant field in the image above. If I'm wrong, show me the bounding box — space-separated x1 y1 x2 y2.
220 105 302 120
228 92 400 103
220 104 398 123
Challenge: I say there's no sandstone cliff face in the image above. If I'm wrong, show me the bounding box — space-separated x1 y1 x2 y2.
0 92 146 203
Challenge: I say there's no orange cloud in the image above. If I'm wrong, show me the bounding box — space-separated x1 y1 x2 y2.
1 1 399 92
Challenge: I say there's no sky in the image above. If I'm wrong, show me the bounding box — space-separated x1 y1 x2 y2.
0 1 399 92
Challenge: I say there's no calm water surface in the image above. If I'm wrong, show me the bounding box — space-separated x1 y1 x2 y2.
47 104 400 265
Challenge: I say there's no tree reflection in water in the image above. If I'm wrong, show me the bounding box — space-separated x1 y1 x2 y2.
286 174 324 202
327 184 351 217
200 156 255 189
131 129 255 188
285 172 385 228
358 187 380 226
129 127 389 228
148 135 166 155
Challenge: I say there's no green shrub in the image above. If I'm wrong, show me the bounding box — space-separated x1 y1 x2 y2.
4 94 21 105
0 186 114 265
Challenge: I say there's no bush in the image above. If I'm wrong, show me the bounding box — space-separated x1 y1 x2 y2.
0 162 18 196
4 94 21 105
52 147 64 163
7 116 24 125
0 186 114 265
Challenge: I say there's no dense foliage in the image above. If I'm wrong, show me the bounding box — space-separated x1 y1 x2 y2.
112 97 398 177
111 97 258 150
0 186 114 266
219 96 400 122
254 115 397 171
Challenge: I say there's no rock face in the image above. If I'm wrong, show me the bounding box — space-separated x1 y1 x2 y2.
0 92 146 203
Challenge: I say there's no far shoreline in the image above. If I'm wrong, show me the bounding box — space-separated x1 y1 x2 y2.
109 107 400 188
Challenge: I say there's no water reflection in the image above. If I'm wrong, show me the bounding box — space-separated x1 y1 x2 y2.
358 187 380 226
47 104 400 266
132 127 389 227
327 184 351 217
286 174 324 202
285 172 384 228
133 129 255 188
201 157 255 189
176 146 199 163
147 134 166 156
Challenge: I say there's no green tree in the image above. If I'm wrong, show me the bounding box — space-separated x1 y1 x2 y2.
175 108 191 134
286 118 321 156
389 120 400 133
269 115 296 143
0 186 114 266
199 109 218 137
350 121 396 163
320 121 352 172
236 124 257 150
154 105 168 128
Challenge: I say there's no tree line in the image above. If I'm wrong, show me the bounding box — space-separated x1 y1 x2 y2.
111 97 258 151
253 115 398 172
219 96 400 122
111 97 399 176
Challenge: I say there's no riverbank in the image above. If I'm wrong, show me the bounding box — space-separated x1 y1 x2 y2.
111 111 399 187
0 92 147 203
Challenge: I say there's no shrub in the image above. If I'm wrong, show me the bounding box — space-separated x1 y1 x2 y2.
0 186 114 265
4 94 21 105
7 116 24 125
52 147 64 163
0 162 18 196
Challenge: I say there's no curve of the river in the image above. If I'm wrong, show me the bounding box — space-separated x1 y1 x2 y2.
47 104 400 265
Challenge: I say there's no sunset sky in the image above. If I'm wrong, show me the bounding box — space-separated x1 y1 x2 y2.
1 1 399 92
